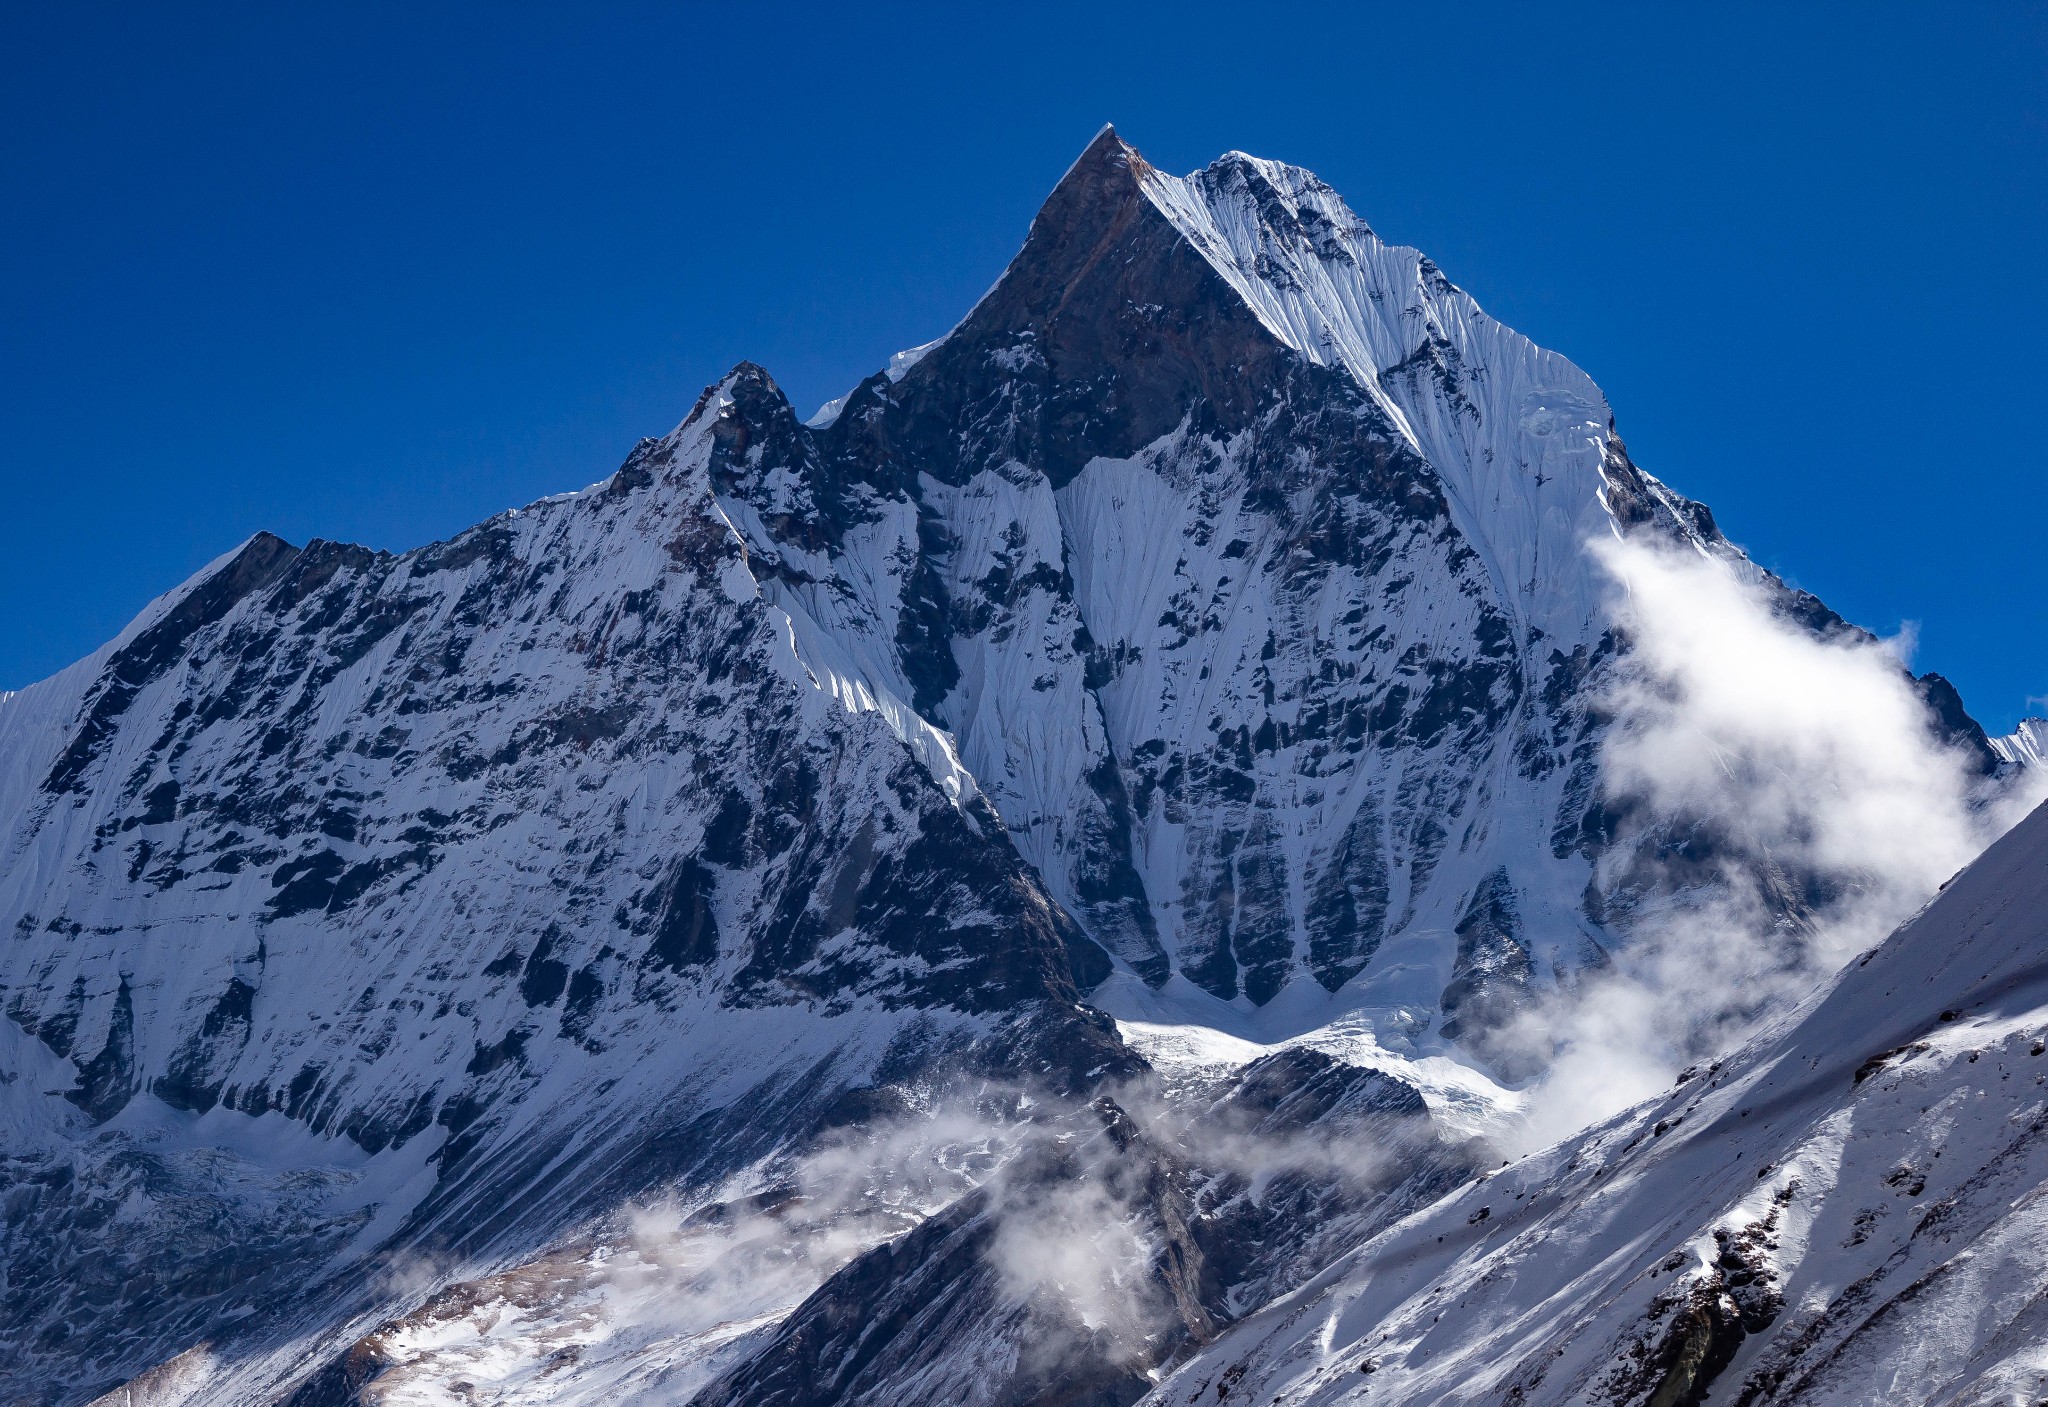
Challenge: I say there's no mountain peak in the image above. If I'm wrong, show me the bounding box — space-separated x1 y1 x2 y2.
1072 121 1136 168
1033 122 1154 236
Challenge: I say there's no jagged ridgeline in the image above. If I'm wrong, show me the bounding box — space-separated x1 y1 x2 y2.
0 128 2011 1405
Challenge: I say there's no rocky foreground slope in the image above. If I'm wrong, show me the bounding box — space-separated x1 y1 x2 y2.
1147 795 2048 1407
0 129 2034 1405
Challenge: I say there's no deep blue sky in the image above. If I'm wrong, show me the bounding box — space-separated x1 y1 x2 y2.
4 4 2044 729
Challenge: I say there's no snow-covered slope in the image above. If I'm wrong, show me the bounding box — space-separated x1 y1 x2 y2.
0 378 1128 1404
1993 717 2048 769
1133 142 1630 658
721 130 1675 1032
1145 796 2048 1407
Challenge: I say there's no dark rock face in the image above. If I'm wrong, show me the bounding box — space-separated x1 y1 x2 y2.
1439 869 1538 1079
1913 670 2001 777
823 129 1308 492
1184 1047 1479 1315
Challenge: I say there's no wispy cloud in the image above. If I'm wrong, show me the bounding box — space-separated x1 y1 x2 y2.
1508 535 2048 1150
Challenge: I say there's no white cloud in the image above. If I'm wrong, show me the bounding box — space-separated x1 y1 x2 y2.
1509 534 2048 1150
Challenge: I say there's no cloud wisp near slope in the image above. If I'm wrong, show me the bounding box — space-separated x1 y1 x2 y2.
1147 794 2048 1407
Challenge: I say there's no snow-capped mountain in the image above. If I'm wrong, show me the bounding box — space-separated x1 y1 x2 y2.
709 126 1999 1052
0 128 2025 1405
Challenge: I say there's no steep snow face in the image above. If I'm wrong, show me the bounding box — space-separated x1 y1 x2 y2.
0 377 1126 1404
713 127 1733 1044
1134 150 1624 653
1144 797 2048 1407
1993 716 2048 769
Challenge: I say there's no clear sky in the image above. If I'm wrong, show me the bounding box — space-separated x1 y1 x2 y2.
3 3 2043 729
